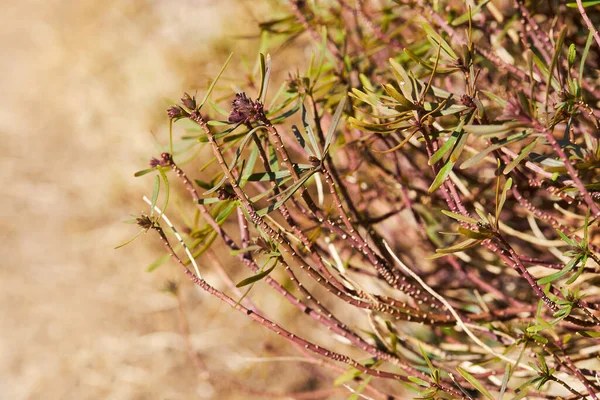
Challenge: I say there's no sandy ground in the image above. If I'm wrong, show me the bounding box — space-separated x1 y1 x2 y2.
0 1 337 398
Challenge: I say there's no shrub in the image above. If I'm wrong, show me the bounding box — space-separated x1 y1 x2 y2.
123 1 600 398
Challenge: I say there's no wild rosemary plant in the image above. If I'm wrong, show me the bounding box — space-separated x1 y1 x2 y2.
123 1 600 398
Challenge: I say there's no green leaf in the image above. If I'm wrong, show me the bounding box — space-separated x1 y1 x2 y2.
419 344 436 374
269 102 301 124
429 132 457 165
333 367 362 386
458 227 493 240
257 53 272 104
435 238 482 254
565 254 586 285
204 128 260 195
577 330 600 338
199 52 233 109
197 197 223 205
461 138 518 169
384 320 399 351
579 31 594 86
114 228 146 249
545 27 567 107
568 44 576 67
230 245 261 256
244 170 292 182
233 257 273 308
404 48 457 73
498 364 511 399
583 209 590 245
147 253 170 272
389 58 414 101
348 375 372 400
307 26 328 87
235 262 277 288
349 116 412 133
194 180 213 190
291 124 314 157
463 122 523 136
451 0 491 26
449 126 469 162
150 175 160 217
134 167 156 177
537 260 575 284
257 171 315 216
480 90 507 107
408 376 430 387
216 201 236 224
441 210 480 225
302 104 322 159
556 229 577 247
206 120 229 126
429 161 455 192
567 0 600 7
156 166 170 219
208 99 229 117
323 95 347 156
191 231 218 259
421 22 458 59
382 83 416 109
496 177 512 221
503 139 538 174
457 367 494 400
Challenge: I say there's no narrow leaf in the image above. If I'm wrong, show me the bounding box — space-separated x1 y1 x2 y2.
435 238 482 254
457 367 494 400
566 0 600 7
258 53 272 104
537 261 575 284
197 197 223 205
199 52 233 108
497 177 512 219
302 105 322 159
235 264 277 288
545 27 567 107
323 95 347 155
235 263 276 287
333 368 362 386
134 167 156 177
230 245 261 256
498 364 511 399
504 139 538 174
556 229 577 247
441 210 480 225
244 170 292 182
147 253 170 272
408 376 430 387
577 330 600 338
429 161 455 192
458 227 493 240
429 132 457 165
579 31 594 85
115 228 146 249
156 166 170 219
257 171 315 215
150 175 160 217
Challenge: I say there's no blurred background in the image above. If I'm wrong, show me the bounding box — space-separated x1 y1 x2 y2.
0 1 334 398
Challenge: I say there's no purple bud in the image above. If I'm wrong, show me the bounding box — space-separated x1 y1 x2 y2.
136 214 154 230
149 157 163 168
161 152 173 165
228 92 264 124
181 92 196 111
167 105 189 121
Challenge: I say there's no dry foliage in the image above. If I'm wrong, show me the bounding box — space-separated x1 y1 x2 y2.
126 1 600 398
